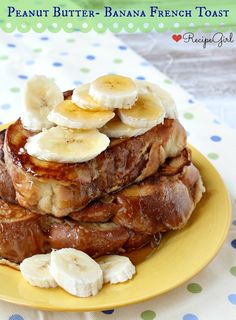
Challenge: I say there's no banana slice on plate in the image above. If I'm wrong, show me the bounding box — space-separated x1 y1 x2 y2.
48 100 115 129
100 116 150 138
135 80 178 119
97 255 136 284
72 83 106 111
118 94 165 128
89 74 138 110
20 254 57 288
21 75 64 131
49 249 103 297
24 126 110 163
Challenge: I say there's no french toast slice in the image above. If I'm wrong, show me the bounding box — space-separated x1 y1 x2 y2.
0 151 204 264
0 198 158 264
0 130 16 203
0 161 204 264
71 152 204 235
49 221 155 257
4 118 187 217
49 221 130 257
0 130 4 161
113 164 204 234
70 147 192 224
0 199 49 263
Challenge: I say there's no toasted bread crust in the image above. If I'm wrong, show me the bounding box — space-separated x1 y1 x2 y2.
0 198 158 263
49 221 130 257
0 200 49 263
70 148 192 224
0 130 16 203
0 159 16 204
4 118 187 217
0 162 204 264
113 164 203 233
0 130 4 162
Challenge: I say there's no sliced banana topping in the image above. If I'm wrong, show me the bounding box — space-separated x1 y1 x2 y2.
48 100 115 129
49 249 103 297
20 254 57 288
97 255 136 284
21 111 50 133
24 126 110 163
101 116 150 138
89 74 138 110
135 80 178 119
20 74 178 163
22 75 64 131
118 94 165 129
72 83 106 111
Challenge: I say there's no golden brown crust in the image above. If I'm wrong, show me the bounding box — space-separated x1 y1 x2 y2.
0 198 158 263
0 130 5 162
159 147 191 176
0 162 204 264
49 221 130 257
123 231 155 251
0 200 49 263
0 160 16 204
4 118 187 217
70 148 198 232
70 201 119 223
0 130 16 204
113 164 203 234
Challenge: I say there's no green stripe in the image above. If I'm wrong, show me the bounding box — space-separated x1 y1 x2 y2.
0 0 235 32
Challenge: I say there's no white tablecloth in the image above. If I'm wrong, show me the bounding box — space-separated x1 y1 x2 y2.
0 31 235 320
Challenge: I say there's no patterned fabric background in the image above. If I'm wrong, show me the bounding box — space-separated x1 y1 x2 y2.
0 31 235 320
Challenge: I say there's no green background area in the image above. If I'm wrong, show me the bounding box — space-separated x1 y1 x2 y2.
0 0 235 32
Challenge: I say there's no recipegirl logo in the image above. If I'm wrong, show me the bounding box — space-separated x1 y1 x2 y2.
172 32 234 49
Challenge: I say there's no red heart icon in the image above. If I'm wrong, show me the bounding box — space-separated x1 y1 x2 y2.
172 34 182 42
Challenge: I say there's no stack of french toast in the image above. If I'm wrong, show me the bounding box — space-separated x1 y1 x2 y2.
0 74 205 265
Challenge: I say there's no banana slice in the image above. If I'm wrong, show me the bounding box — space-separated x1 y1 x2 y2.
48 100 115 129
97 255 136 284
118 94 165 128
135 80 178 119
72 83 106 111
21 111 50 132
20 253 57 288
24 126 110 163
100 116 150 138
89 74 138 110
22 75 64 131
49 249 103 297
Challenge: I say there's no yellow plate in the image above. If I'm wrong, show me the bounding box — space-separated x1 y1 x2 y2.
0 123 231 311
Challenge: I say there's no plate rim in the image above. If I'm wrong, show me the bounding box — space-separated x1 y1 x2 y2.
0 123 232 312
